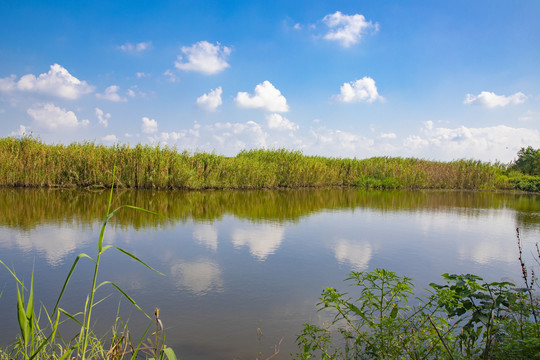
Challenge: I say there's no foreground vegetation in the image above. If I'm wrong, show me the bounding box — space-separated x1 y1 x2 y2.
1 136 538 191
0 172 178 360
294 232 540 359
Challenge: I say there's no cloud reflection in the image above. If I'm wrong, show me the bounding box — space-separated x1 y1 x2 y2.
231 223 284 261
193 223 218 251
334 239 372 270
457 241 516 264
170 259 223 296
0 225 92 266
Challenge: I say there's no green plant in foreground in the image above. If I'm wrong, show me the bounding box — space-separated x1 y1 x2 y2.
294 268 540 359
0 168 178 360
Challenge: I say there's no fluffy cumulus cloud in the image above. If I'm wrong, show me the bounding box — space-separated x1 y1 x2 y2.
335 77 383 103
0 64 94 99
141 117 158 134
101 134 118 143
235 81 289 112
27 103 89 130
464 91 527 108
323 11 378 47
196 86 223 112
402 121 540 162
11 125 29 137
119 41 152 53
95 107 110 127
175 41 231 75
266 113 299 131
96 85 127 102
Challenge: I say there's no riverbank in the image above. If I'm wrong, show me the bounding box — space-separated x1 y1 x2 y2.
1 136 538 191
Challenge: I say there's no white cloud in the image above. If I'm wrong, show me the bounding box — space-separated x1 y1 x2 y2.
402 121 540 162
293 23 302 30
163 69 178 83
335 77 384 103
0 64 94 99
101 134 118 143
153 120 268 153
380 132 396 139
96 85 127 102
119 41 152 53
211 121 267 149
174 41 231 75
464 91 527 108
10 125 29 137
266 113 299 131
235 81 289 112
0 75 16 92
519 110 539 122
141 116 158 134
309 126 374 154
196 86 223 112
127 86 146 98
27 103 89 130
323 11 378 47
136 72 150 78
95 107 110 127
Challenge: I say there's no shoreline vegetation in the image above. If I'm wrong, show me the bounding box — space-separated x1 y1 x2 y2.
1 136 540 192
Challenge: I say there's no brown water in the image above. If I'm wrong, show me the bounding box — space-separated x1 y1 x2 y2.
0 188 539 358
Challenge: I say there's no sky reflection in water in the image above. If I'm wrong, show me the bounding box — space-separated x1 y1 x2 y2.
0 188 539 359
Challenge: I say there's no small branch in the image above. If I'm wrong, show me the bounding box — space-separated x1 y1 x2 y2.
427 315 455 360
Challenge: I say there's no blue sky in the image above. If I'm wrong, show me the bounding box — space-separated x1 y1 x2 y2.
1 0 539 162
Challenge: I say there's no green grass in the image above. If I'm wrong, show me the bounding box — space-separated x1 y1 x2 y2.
1 135 536 191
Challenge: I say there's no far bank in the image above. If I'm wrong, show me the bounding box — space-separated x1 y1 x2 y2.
1 136 539 192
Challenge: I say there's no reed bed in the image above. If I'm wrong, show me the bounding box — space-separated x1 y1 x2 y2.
0 136 525 191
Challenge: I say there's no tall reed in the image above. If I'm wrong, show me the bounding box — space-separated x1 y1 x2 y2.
0 167 177 360
0 135 532 191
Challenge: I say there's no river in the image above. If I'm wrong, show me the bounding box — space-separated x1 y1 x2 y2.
0 188 539 358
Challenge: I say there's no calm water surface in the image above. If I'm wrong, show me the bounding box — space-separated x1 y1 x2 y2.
1 188 539 358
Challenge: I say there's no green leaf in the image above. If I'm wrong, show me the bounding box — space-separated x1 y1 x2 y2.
390 305 399 319
59 308 84 327
52 253 93 315
114 246 164 275
0 260 24 287
108 281 151 319
130 322 153 360
163 347 178 360
16 284 29 345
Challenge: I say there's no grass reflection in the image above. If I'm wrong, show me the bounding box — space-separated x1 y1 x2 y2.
0 188 539 230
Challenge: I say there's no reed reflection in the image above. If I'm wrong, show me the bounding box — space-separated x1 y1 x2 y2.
1 188 539 230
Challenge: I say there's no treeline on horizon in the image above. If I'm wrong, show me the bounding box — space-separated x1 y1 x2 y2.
0 136 538 191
